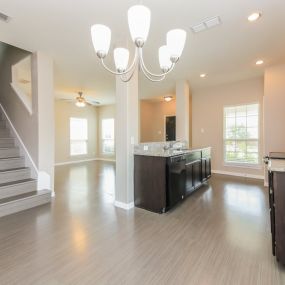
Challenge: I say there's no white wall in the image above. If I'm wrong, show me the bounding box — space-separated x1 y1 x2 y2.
192 77 264 177
55 100 98 164
35 52 55 191
176 80 190 143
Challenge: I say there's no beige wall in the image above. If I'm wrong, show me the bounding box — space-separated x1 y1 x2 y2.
264 64 285 155
140 99 176 142
192 77 264 177
55 100 98 164
189 93 193 147
97 104 115 160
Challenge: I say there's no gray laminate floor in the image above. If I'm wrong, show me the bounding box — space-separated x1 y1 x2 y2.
0 161 284 285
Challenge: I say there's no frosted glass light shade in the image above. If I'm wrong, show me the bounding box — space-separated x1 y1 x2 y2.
114 48 129 72
128 5 151 43
166 29 186 58
76 101 86 107
91 24 111 55
159 45 172 71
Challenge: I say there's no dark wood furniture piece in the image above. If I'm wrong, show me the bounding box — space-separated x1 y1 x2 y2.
266 152 285 266
134 148 211 213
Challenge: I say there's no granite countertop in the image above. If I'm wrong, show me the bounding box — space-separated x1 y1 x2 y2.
134 147 211 157
268 159 285 172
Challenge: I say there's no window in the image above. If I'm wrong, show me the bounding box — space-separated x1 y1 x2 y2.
70 118 88 156
224 103 259 165
102 118 115 154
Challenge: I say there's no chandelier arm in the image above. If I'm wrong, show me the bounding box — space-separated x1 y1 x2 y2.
120 61 138 82
100 48 138 76
139 48 175 78
120 70 135 82
140 62 166 82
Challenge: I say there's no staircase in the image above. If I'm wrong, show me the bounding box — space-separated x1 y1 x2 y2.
0 115 51 218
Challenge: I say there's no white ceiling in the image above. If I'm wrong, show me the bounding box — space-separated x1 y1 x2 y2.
0 0 285 104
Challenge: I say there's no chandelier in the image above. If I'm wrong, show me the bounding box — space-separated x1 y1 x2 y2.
91 5 187 82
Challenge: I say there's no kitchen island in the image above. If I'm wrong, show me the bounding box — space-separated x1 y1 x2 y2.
134 144 211 213
266 152 285 266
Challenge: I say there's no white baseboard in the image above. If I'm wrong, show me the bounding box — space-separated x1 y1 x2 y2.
55 158 97 166
55 157 116 166
212 170 264 180
0 103 38 179
96 158 116 162
114 200 134 210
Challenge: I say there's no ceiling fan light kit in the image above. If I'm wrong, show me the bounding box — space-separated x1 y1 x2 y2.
91 5 187 82
75 92 86 107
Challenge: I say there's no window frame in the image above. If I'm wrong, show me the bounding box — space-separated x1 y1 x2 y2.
69 117 88 156
223 102 261 168
101 118 115 155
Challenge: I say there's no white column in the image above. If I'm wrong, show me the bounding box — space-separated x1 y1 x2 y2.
35 52 55 195
115 67 139 209
176 80 190 143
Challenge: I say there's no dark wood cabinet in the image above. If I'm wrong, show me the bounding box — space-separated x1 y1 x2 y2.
193 160 202 189
202 148 211 182
266 153 285 265
269 170 285 265
134 155 167 213
186 162 194 193
167 156 186 208
206 158 211 178
134 148 211 213
201 158 207 181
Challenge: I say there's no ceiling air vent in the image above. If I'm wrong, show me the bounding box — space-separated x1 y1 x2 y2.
191 16 222 33
0 12 11 23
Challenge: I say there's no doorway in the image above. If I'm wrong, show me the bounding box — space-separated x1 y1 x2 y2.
165 116 176 141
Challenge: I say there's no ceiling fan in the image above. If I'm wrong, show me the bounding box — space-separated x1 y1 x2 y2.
59 91 100 107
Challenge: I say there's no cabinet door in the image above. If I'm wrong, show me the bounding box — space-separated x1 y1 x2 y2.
201 158 207 181
274 172 285 265
167 160 186 209
206 158 211 178
269 171 276 256
193 160 202 188
186 163 194 193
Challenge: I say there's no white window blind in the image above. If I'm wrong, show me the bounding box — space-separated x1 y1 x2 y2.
70 118 88 156
224 104 259 165
102 118 115 154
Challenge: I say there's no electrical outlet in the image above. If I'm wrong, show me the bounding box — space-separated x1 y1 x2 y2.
143 145 149 151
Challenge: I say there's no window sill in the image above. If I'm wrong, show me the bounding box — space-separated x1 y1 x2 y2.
224 162 262 170
70 153 88 157
102 152 115 156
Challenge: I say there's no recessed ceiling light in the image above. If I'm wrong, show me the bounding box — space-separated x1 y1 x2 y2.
164 96 173 102
256 60 264 65
200 73 207 78
248 12 262 22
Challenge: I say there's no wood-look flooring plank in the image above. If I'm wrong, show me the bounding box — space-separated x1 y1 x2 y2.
0 161 284 284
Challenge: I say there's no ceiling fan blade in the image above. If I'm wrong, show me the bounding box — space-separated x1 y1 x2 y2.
58 98 74 102
85 99 100 106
